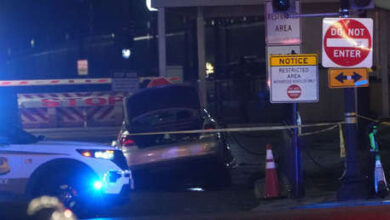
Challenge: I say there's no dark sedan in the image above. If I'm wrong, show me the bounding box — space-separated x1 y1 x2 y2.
114 84 234 190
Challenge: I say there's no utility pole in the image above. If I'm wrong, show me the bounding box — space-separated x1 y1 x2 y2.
336 0 368 201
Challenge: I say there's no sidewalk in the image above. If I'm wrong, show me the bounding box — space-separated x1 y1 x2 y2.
253 176 390 218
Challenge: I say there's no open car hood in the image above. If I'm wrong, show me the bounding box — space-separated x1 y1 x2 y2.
126 84 200 121
125 85 203 148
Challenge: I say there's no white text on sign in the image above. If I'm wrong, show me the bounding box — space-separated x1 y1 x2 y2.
322 18 373 68
330 28 366 37
269 54 318 103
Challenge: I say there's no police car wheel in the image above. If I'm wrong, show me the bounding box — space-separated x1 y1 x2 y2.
29 168 91 212
39 174 82 209
56 183 79 208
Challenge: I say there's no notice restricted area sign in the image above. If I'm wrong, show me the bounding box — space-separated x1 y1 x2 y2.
322 18 373 68
269 54 319 103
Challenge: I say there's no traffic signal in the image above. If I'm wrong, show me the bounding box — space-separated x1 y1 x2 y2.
350 0 375 10
272 0 297 13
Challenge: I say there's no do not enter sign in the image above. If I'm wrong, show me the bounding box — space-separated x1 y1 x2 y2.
287 85 302 99
322 18 373 68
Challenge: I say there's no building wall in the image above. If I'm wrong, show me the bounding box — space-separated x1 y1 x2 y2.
299 2 345 123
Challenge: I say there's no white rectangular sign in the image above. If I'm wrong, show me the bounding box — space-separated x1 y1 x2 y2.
265 0 301 45
270 54 319 103
266 45 301 86
112 78 139 92
111 73 139 92
77 60 88 76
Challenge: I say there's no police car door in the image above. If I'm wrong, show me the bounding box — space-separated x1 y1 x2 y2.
0 137 24 195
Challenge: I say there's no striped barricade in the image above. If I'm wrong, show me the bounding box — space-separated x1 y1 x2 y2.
17 92 129 128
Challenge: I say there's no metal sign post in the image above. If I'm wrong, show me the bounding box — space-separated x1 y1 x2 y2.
335 0 370 201
269 53 318 198
265 0 305 199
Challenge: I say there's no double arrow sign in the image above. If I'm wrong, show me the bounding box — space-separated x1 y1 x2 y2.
329 68 369 88
335 72 362 84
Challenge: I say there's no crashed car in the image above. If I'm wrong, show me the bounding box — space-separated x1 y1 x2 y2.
0 125 133 210
114 84 233 189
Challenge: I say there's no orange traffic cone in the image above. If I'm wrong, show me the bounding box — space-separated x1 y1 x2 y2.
264 144 280 199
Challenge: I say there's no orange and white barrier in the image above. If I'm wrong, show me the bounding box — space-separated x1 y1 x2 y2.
18 92 127 128
0 78 111 87
20 108 51 128
0 77 181 87
18 92 128 108
12 76 183 128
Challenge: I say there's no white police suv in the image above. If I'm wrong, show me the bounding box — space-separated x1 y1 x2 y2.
0 125 133 210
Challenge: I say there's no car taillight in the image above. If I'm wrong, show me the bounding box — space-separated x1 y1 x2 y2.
120 135 135 147
204 124 215 130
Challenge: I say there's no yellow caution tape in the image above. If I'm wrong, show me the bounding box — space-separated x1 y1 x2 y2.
128 122 343 136
298 124 338 137
356 114 390 127
339 123 346 158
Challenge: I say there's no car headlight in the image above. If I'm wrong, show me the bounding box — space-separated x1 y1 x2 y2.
77 149 115 160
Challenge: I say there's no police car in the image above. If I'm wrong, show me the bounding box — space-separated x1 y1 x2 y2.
0 125 133 210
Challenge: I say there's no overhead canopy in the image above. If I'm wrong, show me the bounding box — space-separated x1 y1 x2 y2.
151 0 340 8
152 0 389 10
151 0 261 8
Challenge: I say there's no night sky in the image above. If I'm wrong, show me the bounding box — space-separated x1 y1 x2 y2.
0 0 135 54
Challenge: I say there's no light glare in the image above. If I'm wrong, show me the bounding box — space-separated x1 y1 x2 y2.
94 150 114 160
93 181 103 190
122 49 131 59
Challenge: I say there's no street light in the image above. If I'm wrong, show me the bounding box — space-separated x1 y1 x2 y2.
122 48 131 59
272 0 290 11
272 0 297 13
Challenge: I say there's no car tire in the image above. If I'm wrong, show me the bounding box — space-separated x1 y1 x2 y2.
30 169 101 217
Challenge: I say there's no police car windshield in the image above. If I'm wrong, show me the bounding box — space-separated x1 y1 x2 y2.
0 125 39 144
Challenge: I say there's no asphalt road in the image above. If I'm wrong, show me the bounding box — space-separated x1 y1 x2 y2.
0 188 258 220
85 204 390 220
5 191 390 220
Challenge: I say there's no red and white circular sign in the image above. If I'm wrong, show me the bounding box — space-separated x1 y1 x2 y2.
287 85 301 99
322 18 373 68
